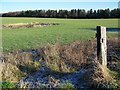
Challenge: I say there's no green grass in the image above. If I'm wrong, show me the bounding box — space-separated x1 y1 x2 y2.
2 17 119 52
0 81 16 88
60 82 75 90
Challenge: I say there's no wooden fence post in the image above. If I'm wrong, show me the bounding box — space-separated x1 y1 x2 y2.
96 26 107 66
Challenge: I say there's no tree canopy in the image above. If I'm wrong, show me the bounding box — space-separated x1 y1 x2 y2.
2 8 120 18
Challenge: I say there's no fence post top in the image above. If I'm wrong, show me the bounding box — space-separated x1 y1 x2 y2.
97 26 106 28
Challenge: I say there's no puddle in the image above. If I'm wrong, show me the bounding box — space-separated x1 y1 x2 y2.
79 28 120 33
106 28 120 32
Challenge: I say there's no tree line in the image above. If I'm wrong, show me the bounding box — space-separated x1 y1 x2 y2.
2 8 120 18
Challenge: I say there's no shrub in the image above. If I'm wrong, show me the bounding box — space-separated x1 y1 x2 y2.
60 82 75 90
0 81 16 88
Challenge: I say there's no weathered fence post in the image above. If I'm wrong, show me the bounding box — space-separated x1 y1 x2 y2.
96 26 107 66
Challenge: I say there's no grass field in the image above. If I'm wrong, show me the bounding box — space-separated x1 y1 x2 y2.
2 17 119 52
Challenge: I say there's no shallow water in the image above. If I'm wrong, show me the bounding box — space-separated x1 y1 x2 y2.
79 28 120 33
106 28 120 32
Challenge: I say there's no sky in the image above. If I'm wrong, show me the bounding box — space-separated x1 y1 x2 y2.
0 1 119 13
1 0 119 2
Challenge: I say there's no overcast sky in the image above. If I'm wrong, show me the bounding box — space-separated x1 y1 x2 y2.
0 1 119 13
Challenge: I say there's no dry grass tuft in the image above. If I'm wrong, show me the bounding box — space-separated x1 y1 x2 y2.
82 60 114 88
2 22 59 29
2 52 40 83
40 41 96 72
2 40 96 82
2 37 120 88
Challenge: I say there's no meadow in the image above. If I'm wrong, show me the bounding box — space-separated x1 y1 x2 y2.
1 17 120 89
2 17 119 52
